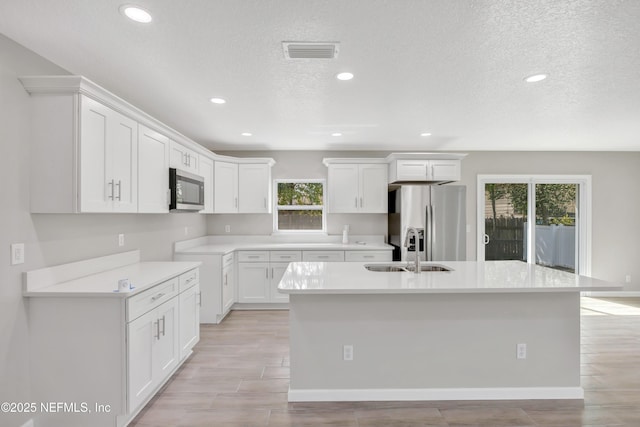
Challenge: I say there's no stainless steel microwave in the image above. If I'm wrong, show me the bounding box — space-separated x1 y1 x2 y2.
169 168 205 212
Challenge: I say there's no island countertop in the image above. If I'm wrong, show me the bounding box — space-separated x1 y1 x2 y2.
278 260 623 294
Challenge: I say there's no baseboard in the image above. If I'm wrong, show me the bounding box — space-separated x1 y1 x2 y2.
288 387 584 402
584 291 640 297
20 419 34 427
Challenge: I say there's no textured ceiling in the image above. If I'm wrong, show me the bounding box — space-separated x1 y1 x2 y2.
1 0 639 151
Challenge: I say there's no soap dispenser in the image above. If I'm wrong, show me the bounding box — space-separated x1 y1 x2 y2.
342 224 350 244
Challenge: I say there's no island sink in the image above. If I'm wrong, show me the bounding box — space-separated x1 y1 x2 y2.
364 263 452 272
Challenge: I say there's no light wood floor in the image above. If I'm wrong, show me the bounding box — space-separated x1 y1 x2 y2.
131 297 640 426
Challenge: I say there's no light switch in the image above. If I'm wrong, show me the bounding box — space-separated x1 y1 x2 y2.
11 243 25 265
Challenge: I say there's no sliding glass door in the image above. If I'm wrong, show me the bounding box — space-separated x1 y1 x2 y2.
478 176 591 275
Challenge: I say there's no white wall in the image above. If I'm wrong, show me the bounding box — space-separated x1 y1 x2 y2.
214 150 640 290
0 34 207 426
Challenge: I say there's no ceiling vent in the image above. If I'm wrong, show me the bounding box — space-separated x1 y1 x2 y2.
282 42 340 59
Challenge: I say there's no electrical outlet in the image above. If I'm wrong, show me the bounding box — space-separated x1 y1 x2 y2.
225 225 231 233
625 274 632 283
118 234 125 247
11 243 25 265
517 343 527 359
184 226 189 236
343 345 354 361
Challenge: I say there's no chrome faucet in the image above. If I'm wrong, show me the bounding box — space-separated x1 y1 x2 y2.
404 227 421 274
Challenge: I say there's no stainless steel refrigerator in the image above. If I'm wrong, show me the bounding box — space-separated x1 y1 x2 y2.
387 185 466 262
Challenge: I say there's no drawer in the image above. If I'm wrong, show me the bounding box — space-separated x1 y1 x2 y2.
127 278 179 322
222 252 234 267
237 251 269 262
270 251 302 262
344 251 392 262
302 251 345 262
179 268 199 292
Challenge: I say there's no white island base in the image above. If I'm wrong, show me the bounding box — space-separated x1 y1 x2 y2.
289 292 581 402
282 261 623 403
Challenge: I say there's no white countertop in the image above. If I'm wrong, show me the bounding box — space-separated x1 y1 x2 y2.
278 261 623 294
175 241 393 255
24 261 201 298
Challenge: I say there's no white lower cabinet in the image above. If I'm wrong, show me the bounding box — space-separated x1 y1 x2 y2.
127 297 179 411
179 283 201 360
237 251 301 303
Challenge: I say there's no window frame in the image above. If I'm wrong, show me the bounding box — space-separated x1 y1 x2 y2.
272 179 327 234
477 174 592 275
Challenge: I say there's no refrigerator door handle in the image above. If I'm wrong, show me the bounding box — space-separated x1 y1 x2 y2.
429 204 434 261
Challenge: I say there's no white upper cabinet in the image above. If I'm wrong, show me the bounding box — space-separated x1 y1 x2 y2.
199 156 214 214
239 163 272 213
170 140 199 174
386 153 465 183
327 163 387 213
80 96 138 212
138 124 170 213
214 161 239 213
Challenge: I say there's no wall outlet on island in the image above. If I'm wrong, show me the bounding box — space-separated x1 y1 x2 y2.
225 225 231 233
516 343 527 359
625 274 631 283
118 234 125 247
343 344 354 361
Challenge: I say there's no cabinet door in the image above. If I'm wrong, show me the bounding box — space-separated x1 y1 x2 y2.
214 161 239 213
429 160 460 182
169 141 187 170
138 125 170 213
222 263 235 312
179 284 200 360
327 164 359 213
154 298 180 382
127 309 156 411
79 96 111 212
110 112 138 212
270 262 290 303
199 156 214 213
237 263 269 303
395 160 429 181
359 164 388 213
239 163 271 213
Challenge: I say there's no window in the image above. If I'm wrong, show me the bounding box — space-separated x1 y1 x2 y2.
274 180 325 233
478 175 592 275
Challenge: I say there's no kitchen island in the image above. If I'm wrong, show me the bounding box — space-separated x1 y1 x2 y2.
278 260 622 402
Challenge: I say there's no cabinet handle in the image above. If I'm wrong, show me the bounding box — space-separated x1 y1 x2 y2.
224 273 227 286
151 292 166 301
186 277 194 284
364 255 374 259
266 268 269 279
235 197 238 208
160 315 166 337
154 320 160 340
197 292 202 307
354 197 358 208
264 198 267 209
360 197 363 208
108 179 115 200
116 180 122 201
248 255 260 259
183 152 188 166
280 256 291 259
318 255 329 259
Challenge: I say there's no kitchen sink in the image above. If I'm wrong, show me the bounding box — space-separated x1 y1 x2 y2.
365 264 408 272
364 263 452 272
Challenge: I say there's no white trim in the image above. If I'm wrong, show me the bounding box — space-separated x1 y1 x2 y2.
477 175 592 276
288 386 584 402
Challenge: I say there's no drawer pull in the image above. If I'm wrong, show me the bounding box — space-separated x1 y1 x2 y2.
280 256 291 259
248 256 260 259
185 277 194 284
364 255 374 259
160 315 166 337
154 320 160 340
318 256 329 259
151 292 166 302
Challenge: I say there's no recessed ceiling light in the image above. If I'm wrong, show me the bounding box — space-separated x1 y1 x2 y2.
210 97 226 104
524 74 547 83
420 132 432 137
336 72 354 81
120 5 152 23
331 132 342 137
241 132 252 137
